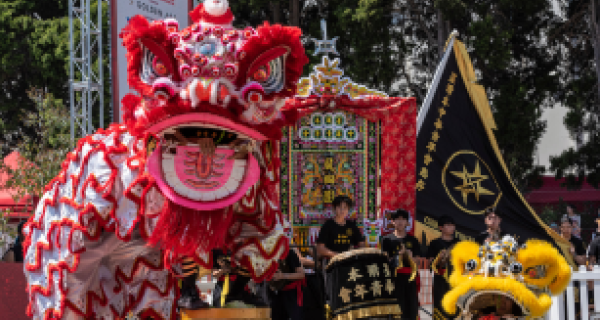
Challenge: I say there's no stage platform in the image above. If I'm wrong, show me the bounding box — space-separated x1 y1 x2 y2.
180 307 271 319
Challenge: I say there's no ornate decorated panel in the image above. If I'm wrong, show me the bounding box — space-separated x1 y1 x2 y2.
280 111 380 232
280 26 416 248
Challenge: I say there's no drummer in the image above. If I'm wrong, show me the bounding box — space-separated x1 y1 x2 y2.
316 195 365 259
267 248 305 320
211 248 267 307
294 247 326 320
426 215 459 319
381 208 420 320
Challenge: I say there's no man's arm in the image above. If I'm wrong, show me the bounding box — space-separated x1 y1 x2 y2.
574 254 586 266
352 224 365 248
408 251 420 266
294 248 315 268
588 240 599 266
573 240 587 266
272 267 305 281
317 243 337 259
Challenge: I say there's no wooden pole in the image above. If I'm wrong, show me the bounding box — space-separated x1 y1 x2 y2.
289 0 299 26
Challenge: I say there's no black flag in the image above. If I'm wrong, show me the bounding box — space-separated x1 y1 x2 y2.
415 36 570 261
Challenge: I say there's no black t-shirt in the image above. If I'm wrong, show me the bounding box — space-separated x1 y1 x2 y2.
588 236 600 263
278 249 302 273
426 237 459 260
475 230 508 245
568 235 586 256
316 219 365 253
381 233 421 259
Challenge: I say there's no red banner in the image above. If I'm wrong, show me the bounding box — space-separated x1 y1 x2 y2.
380 103 417 234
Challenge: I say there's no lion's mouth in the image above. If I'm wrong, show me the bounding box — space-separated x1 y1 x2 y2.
147 113 266 210
461 290 526 318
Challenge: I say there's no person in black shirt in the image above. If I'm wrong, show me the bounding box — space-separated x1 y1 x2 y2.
2 221 25 263
211 249 267 307
316 195 365 306
381 209 420 320
316 195 365 259
294 247 326 320
588 219 600 266
560 218 585 319
475 207 508 245
426 215 460 319
267 249 305 320
560 218 586 266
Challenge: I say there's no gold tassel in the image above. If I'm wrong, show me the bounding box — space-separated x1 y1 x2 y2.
221 274 230 307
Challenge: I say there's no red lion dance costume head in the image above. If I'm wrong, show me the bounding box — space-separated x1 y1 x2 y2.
23 1 308 318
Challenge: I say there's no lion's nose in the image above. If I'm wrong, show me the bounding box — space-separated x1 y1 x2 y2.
182 79 232 108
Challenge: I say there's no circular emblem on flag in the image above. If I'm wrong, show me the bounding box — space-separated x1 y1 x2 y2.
441 150 502 215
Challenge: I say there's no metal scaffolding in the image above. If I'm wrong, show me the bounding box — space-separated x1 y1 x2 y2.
69 0 104 143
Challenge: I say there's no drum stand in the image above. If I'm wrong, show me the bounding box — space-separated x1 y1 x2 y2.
179 274 271 319
180 308 271 319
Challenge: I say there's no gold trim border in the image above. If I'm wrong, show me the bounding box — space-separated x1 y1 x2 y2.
326 248 387 270
450 38 573 265
334 304 402 320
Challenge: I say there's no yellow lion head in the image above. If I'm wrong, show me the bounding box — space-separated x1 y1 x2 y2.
442 236 571 318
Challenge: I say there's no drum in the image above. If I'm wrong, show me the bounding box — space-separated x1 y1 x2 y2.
325 248 402 320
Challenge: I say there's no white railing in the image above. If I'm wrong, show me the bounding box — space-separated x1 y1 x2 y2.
546 265 600 320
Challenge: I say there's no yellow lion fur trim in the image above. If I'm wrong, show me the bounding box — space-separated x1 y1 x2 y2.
441 277 553 317
517 240 572 294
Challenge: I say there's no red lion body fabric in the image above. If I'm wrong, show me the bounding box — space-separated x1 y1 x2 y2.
23 3 307 318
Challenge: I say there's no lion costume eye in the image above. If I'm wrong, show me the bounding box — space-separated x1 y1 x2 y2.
252 65 270 82
248 56 284 94
141 49 171 84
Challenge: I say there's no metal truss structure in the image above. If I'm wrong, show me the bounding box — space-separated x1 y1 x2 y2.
69 0 104 143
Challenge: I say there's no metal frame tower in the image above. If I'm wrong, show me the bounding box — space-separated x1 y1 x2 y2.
69 0 104 143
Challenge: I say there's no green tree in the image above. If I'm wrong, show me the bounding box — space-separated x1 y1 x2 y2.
432 0 562 191
549 0 600 189
232 1 409 96
0 0 70 154
0 0 112 154
0 89 71 202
